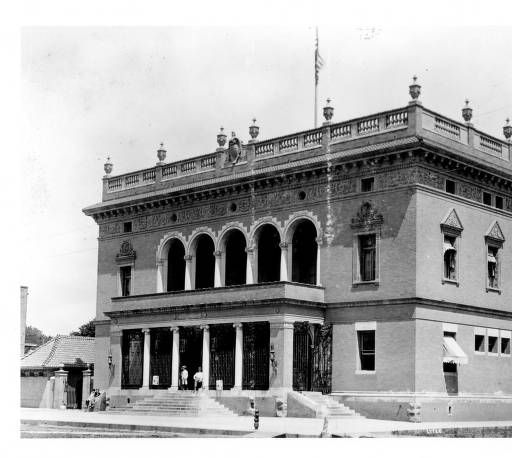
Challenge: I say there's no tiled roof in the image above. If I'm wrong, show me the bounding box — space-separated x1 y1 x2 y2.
20 335 95 369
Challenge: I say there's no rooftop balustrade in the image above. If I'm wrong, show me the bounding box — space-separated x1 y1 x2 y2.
101 102 511 200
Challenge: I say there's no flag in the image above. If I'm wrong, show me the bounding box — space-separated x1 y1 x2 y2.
315 28 324 86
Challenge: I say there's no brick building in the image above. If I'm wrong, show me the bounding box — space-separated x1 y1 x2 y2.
83 79 512 421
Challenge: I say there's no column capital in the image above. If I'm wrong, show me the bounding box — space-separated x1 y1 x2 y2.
316 236 324 246
270 321 295 330
170 326 180 333
184 255 193 262
156 259 164 266
279 241 288 250
200 324 210 331
214 250 222 257
142 328 151 334
233 322 243 329
245 246 255 254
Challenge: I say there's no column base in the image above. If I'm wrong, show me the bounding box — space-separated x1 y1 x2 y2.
168 385 179 391
230 386 243 394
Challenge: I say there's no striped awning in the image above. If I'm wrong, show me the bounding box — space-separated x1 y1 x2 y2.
443 336 468 365
443 242 456 253
487 254 497 263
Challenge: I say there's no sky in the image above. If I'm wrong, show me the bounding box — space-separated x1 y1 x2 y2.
20 25 512 336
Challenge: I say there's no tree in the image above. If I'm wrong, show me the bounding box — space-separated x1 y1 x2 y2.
25 325 52 346
70 319 95 337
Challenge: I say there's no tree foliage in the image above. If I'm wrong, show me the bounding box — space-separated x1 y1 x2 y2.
25 325 52 346
70 319 95 337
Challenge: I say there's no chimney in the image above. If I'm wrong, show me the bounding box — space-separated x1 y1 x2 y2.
20 286 28 356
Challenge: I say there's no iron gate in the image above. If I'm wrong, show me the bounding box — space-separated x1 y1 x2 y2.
293 322 332 393
209 324 235 389
121 329 143 388
243 322 269 390
150 328 172 388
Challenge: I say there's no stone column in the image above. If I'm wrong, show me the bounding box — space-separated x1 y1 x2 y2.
200 324 210 390
245 247 254 284
214 250 222 287
142 329 151 389
269 321 294 394
53 366 68 409
279 242 289 282
81 366 92 409
156 260 164 293
184 255 193 290
316 237 323 286
170 326 180 390
232 322 243 391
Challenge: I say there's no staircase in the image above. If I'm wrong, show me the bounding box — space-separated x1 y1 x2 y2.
302 392 362 418
111 391 238 417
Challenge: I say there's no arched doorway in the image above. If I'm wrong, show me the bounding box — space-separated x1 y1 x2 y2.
256 224 281 283
194 234 215 289
291 220 317 284
166 239 185 291
224 230 247 286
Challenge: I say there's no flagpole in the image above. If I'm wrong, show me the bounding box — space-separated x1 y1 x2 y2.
314 27 318 128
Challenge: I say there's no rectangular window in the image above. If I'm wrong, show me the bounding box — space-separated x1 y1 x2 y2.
488 335 498 355
359 234 376 282
500 331 511 356
495 196 503 209
443 235 457 281
361 177 374 193
483 192 492 206
487 245 499 289
357 330 375 371
123 221 132 233
474 330 486 353
445 179 456 194
120 266 132 297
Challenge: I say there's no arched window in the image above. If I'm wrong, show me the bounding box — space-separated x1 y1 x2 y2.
166 239 185 292
224 230 247 286
256 224 281 283
194 234 215 289
291 219 317 285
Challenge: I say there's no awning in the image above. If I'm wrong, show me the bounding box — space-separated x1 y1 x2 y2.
443 336 468 365
443 242 456 253
487 254 497 263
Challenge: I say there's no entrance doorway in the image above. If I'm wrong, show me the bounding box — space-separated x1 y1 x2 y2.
150 328 172 389
209 324 235 390
243 322 269 390
66 368 83 409
293 322 332 393
179 326 203 390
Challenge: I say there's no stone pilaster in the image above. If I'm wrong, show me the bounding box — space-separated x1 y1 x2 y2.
232 323 243 391
141 329 151 389
200 324 210 390
53 367 68 409
81 366 92 409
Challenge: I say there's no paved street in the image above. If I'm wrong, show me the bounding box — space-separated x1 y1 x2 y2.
20 408 512 438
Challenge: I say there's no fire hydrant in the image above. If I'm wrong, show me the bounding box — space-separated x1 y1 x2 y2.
254 408 259 430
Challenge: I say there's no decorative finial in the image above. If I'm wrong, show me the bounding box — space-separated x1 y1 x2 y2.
462 99 473 124
504 118 512 141
249 118 259 142
157 142 167 165
323 98 334 123
103 156 113 177
231 131 236 138
217 126 227 150
409 75 421 102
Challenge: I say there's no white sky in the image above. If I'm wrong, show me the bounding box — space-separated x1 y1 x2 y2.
20 25 512 336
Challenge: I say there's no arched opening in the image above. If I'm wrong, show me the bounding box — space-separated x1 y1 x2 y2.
166 239 185 291
256 224 281 283
194 234 215 289
291 219 317 284
224 229 247 286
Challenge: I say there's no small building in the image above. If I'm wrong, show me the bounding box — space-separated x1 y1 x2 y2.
20 335 95 408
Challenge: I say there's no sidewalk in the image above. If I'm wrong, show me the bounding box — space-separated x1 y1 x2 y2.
20 408 512 437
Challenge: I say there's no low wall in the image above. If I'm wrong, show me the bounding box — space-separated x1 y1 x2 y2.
21 377 50 408
334 394 512 422
214 396 277 417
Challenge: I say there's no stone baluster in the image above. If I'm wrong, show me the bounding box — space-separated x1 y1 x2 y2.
200 325 210 390
233 323 243 391
142 329 151 389
170 326 180 390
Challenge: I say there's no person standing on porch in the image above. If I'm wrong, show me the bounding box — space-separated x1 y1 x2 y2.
193 367 203 393
180 366 188 390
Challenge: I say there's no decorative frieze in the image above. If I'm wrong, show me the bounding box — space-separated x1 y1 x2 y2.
458 182 482 202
